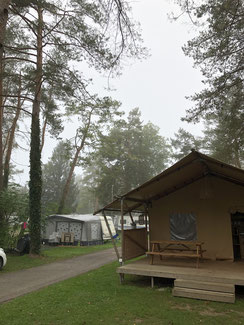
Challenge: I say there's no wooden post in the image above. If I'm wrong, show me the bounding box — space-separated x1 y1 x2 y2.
121 197 125 265
102 210 120 261
119 273 124 284
151 276 154 288
144 204 150 251
144 204 148 230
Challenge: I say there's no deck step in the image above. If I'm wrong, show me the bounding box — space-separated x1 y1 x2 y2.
174 279 235 293
173 278 235 303
173 287 235 303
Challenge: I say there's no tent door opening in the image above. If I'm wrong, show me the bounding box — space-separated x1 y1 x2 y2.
231 212 244 260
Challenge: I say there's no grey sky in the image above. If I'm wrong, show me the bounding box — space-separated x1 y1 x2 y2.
109 0 203 138
13 0 204 185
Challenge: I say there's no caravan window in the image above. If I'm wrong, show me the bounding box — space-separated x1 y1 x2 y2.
91 223 100 240
170 213 197 241
139 215 145 225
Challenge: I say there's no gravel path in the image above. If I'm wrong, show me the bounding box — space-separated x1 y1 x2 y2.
0 248 117 303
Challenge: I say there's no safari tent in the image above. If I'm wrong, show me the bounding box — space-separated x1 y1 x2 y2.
43 214 116 246
94 151 244 303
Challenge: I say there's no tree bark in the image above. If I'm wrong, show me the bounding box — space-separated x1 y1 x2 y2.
0 0 11 191
57 147 80 214
40 86 53 153
233 138 241 169
0 0 11 247
3 74 22 189
58 110 93 213
40 116 47 153
29 6 43 255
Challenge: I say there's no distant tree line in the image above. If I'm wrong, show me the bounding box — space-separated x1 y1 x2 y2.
0 0 243 252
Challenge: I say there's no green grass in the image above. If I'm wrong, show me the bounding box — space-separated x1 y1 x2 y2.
0 262 244 325
2 241 118 273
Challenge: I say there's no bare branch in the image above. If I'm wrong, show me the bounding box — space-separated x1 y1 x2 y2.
3 57 36 65
3 105 32 116
10 4 38 36
43 11 66 39
1 94 33 102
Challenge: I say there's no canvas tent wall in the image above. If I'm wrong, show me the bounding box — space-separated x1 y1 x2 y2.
149 175 244 260
94 151 244 262
43 214 116 245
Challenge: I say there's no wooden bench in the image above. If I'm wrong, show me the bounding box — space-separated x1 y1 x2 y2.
146 240 206 268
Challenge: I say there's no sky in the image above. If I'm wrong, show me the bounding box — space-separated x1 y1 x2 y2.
105 0 204 138
13 0 204 185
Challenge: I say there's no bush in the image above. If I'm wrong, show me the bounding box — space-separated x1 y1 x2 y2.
0 184 29 249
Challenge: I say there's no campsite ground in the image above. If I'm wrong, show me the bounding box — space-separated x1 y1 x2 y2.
2 241 118 273
1 262 244 325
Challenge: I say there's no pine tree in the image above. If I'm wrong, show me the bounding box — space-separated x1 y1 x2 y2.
170 128 203 162
81 108 170 207
175 0 244 122
203 85 244 168
0 0 145 253
42 141 78 215
58 96 121 213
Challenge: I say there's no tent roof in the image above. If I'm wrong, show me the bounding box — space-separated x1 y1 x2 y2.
94 150 244 215
48 214 101 222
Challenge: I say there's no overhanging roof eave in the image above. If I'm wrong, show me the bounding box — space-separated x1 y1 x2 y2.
94 207 120 214
93 151 244 216
94 206 145 215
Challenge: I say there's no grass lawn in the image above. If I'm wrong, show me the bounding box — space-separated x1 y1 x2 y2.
2 241 118 273
1 262 244 325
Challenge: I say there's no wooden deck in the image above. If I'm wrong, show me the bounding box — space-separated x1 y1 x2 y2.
117 256 244 285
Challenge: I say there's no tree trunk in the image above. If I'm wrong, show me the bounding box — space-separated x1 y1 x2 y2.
3 74 22 189
58 110 93 213
29 6 43 255
233 138 241 169
0 0 11 247
40 86 53 153
3 127 10 155
40 116 47 153
57 147 80 214
0 0 11 191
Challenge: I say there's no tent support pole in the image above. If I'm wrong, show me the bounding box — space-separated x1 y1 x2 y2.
102 210 120 261
121 197 125 265
144 204 150 251
119 273 124 284
151 276 154 288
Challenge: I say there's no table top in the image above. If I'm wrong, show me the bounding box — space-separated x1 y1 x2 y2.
150 240 204 246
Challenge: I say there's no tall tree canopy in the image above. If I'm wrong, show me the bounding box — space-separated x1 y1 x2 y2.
57 96 121 213
176 0 244 122
42 141 78 215
170 128 203 162
203 85 244 168
79 108 170 209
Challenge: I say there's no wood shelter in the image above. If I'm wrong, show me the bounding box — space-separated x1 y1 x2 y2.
94 151 244 303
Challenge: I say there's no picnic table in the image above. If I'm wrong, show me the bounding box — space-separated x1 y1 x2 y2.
146 240 205 268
